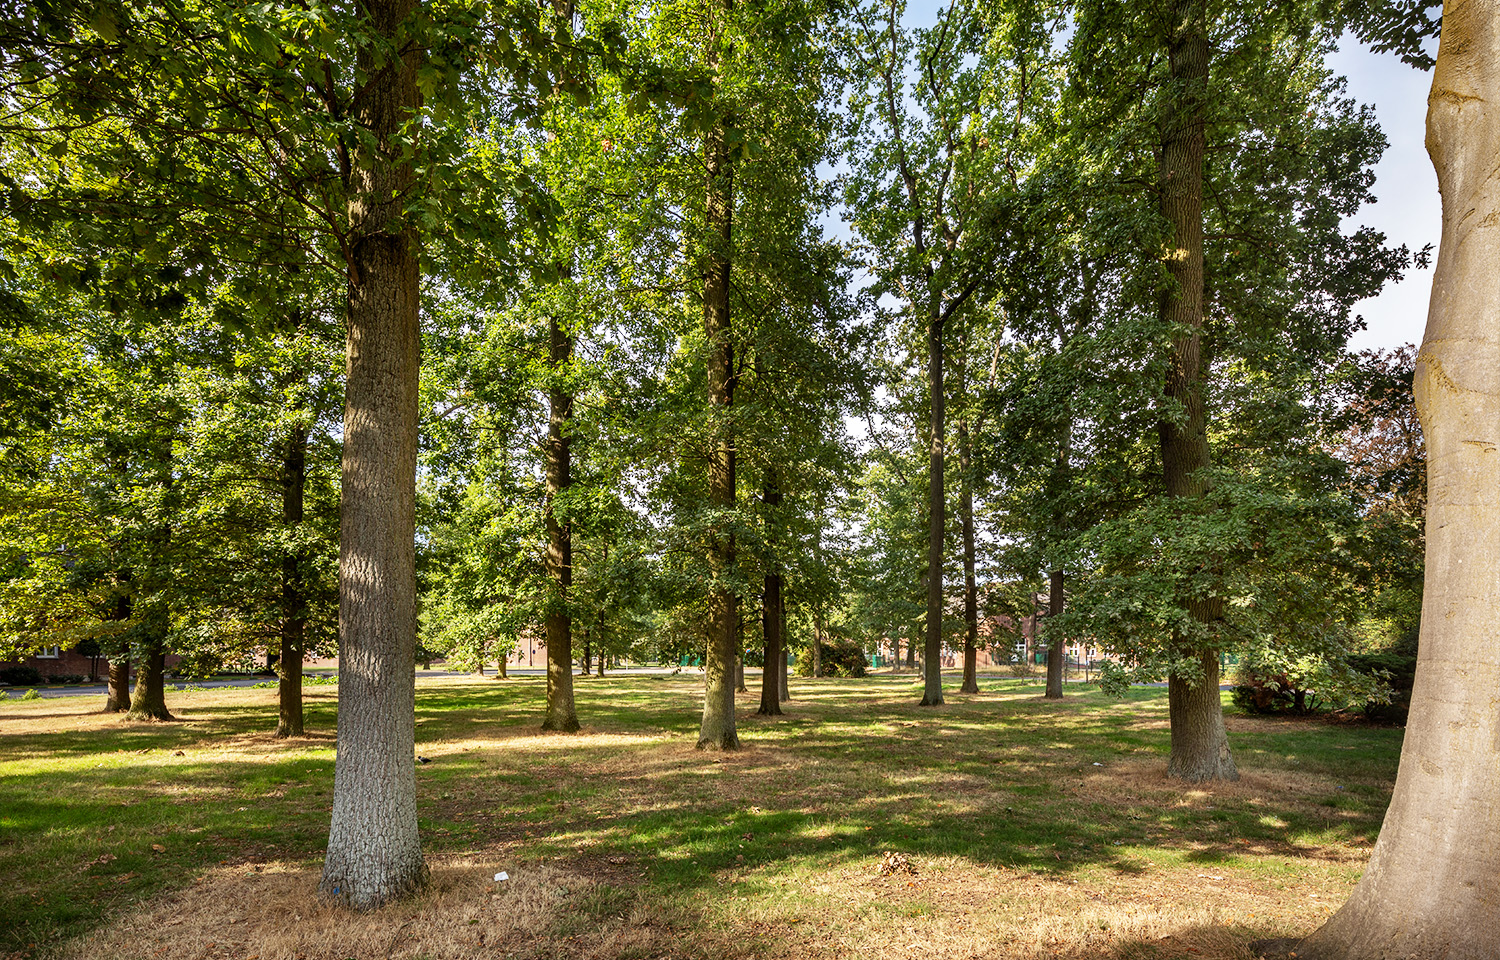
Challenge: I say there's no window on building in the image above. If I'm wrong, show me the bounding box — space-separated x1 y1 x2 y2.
36 645 60 659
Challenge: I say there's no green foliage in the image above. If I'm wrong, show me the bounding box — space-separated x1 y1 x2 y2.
0 665 42 686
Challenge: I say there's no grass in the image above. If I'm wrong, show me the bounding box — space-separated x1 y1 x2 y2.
0 673 1403 959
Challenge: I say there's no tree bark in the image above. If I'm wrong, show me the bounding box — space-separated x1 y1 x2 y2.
920 308 946 706
959 417 979 694
1297 6 1500 955
758 568 784 715
105 657 130 713
277 423 309 739
126 632 173 721
497 655 507 679
1044 569 1065 699
542 313 580 732
697 77 739 750
318 0 427 908
1155 0 1236 783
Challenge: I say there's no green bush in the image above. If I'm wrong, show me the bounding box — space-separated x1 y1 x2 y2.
795 638 868 678
45 674 87 685
0 666 43 687
1230 645 1391 717
1349 646 1417 722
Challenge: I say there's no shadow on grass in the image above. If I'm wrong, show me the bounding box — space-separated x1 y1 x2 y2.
0 674 1395 958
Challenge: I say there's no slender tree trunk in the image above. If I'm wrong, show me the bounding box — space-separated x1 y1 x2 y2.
1045 570 1065 699
697 70 739 751
921 308 946 705
1297 9 1500 956
758 575 784 715
778 600 790 701
811 616 823 678
542 313 580 731
958 418 979 694
277 423 309 738
318 0 427 907
1155 0 1235 783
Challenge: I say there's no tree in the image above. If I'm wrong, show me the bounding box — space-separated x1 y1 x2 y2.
1295 6 1500 956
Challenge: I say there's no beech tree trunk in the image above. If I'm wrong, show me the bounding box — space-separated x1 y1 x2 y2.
959 419 980 694
697 79 739 750
1044 570 1065 700
318 0 427 908
1297 7 1500 956
542 313 580 732
1155 0 1236 783
277 423 309 738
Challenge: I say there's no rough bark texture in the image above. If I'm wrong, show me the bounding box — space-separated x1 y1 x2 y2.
697 102 739 751
105 656 130 713
126 638 173 721
921 309 946 706
277 423 309 739
1155 0 1235 784
1044 569 1065 700
318 0 427 908
759 574 784 715
958 419 979 694
1296 5 1500 956
541 313 580 733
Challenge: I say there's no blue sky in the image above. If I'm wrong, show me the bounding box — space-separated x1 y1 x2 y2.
1329 36 1439 353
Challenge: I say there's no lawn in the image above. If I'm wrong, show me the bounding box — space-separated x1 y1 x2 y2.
0 673 1403 960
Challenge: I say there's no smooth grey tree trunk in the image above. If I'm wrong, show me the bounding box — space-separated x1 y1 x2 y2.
542 313 579 733
1297 6 1500 955
1156 0 1236 783
318 0 427 908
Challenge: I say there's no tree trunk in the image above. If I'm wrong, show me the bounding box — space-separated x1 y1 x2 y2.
779 602 790 702
1297 9 1500 956
127 634 173 721
921 308 946 706
959 418 979 694
105 656 130 713
1045 569 1065 699
697 82 739 751
318 0 427 908
758 572 784 715
811 616 823 678
1155 0 1235 784
542 311 580 732
277 423 309 738
496 655 507 679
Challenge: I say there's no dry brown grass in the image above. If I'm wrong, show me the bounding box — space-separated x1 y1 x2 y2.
7 676 1395 960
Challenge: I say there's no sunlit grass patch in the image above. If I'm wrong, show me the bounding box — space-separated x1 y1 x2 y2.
0 672 1400 959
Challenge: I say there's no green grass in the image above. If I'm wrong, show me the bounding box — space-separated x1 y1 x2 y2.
0 674 1403 957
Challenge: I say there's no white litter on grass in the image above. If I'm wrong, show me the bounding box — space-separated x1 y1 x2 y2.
494 872 509 882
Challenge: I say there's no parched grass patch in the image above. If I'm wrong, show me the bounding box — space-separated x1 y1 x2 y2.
0 675 1401 959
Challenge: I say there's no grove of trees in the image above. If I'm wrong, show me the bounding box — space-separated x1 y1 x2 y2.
6 0 1494 952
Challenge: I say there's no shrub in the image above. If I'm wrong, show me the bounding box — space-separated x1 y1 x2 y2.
45 674 86 685
19 688 41 701
0 666 43 687
1230 646 1392 717
795 638 868 678
1349 646 1417 722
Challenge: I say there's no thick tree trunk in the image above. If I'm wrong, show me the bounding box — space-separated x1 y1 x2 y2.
127 636 173 721
497 656 507 679
959 418 979 694
105 657 130 712
921 311 946 706
1297 8 1500 956
1044 569 1065 700
319 0 427 908
277 423 309 738
542 314 580 732
697 102 739 751
1155 0 1235 783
